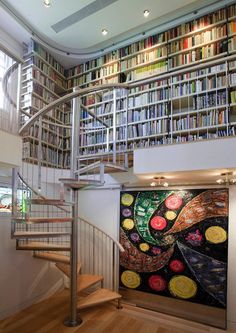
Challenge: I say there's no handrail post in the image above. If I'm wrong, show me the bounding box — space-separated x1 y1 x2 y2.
112 88 117 164
16 62 22 132
11 168 18 238
71 88 81 178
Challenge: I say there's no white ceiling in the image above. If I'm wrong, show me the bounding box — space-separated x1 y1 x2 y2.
0 0 226 67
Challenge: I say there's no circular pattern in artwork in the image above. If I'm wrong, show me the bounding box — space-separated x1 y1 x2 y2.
169 276 197 299
121 270 141 289
139 243 150 252
149 275 167 292
151 246 162 255
121 193 134 206
122 208 132 217
165 194 183 210
122 218 134 230
169 259 185 273
150 216 167 231
130 232 140 242
165 210 177 221
205 226 227 244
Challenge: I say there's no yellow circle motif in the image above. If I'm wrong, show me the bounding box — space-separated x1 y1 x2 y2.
121 193 134 206
121 270 141 289
122 219 134 230
165 211 177 220
205 226 227 244
169 276 197 299
139 243 150 252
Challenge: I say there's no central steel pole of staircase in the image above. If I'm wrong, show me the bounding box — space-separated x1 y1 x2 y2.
64 91 82 327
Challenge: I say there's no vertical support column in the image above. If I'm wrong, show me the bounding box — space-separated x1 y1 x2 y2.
64 188 82 327
112 88 117 164
71 90 81 178
64 90 82 327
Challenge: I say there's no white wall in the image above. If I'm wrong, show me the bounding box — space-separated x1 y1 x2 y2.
78 182 236 329
0 131 22 167
134 137 236 174
0 215 64 320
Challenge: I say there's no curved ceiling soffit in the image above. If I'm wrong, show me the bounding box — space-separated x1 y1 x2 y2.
0 0 233 61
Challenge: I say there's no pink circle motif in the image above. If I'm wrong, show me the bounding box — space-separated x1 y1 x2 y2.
148 275 167 292
169 259 185 273
150 216 167 231
165 194 183 210
151 246 162 255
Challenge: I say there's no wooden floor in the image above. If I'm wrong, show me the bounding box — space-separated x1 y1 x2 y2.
0 289 235 333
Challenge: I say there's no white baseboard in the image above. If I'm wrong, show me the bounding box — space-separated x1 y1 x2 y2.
0 279 64 321
227 320 236 330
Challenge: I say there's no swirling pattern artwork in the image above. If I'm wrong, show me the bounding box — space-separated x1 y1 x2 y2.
119 189 228 308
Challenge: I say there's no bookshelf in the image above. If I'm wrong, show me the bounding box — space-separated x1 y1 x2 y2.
21 40 71 168
21 3 236 166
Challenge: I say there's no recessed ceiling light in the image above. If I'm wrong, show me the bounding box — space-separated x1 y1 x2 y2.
43 0 51 7
150 182 157 187
143 10 150 18
102 29 108 36
216 179 224 184
163 182 169 187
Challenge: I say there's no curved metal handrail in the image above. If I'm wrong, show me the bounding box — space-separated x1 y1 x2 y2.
2 62 18 108
19 83 129 135
78 215 125 253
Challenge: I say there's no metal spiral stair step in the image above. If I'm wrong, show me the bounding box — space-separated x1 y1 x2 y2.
30 199 74 206
77 288 121 310
16 241 70 251
56 263 103 293
13 217 73 224
59 178 103 189
78 162 128 175
13 231 71 238
33 252 70 264
55 262 82 277
77 275 104 293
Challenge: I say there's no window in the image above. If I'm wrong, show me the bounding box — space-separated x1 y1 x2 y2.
0 186 30 214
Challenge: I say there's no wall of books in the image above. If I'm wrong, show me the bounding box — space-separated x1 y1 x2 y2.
21 3 236 166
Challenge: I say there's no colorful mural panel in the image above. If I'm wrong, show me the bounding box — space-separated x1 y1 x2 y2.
119 189 228 308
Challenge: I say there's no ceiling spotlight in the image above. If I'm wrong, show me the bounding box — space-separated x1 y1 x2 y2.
143 10 150 18
151 176 169 187
216 172 235 185
43 0 51 7
102 29 108 36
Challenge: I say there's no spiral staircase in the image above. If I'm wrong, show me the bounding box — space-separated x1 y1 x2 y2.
10 83 129 326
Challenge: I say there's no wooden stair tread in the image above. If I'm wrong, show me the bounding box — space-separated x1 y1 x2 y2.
13 231 70 238
13 217 72 224
17 241 70 251
77 274 103 293
31 199 73 206
77 288 121 310
55 262 82 277
34 252 70 264
59 178 102 189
